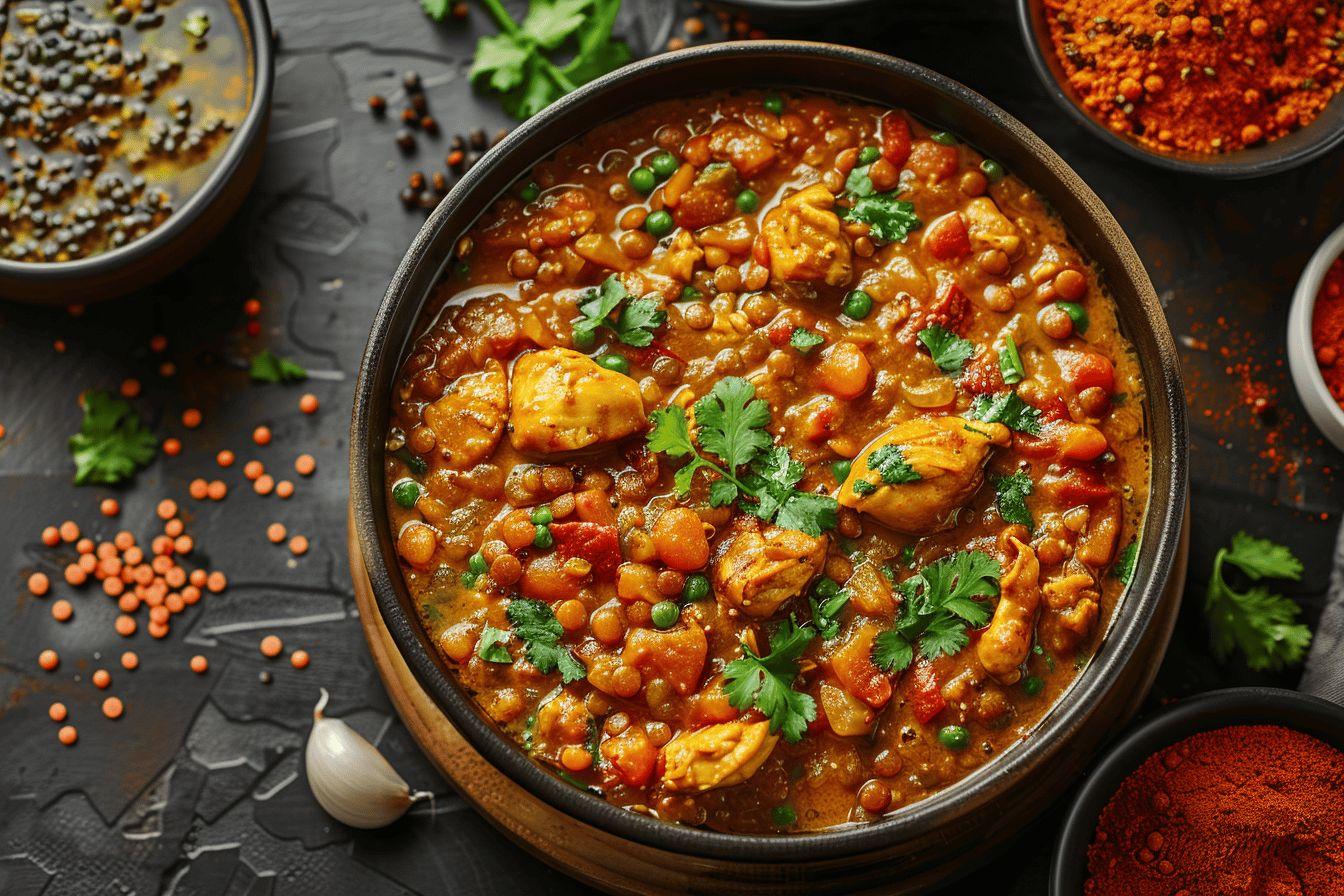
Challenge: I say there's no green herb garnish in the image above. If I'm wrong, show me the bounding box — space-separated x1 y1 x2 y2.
69 391 157 486
842 194 921 244
1113 541 1139 585
968 392 1042 434
506 598 586 682
872 551 1000 672
993 472 1034 531
809 585 850 641
999 335 1025 385
572 274 666 348
917 325 975 374
722 619 817 743
476 625 514 663
249 349 308 383
1205 532 1311 671
790 327 825 354
867 444 921 485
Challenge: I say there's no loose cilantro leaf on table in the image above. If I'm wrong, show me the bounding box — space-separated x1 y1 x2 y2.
790 327 825 354
917 325 975 374
69 391 158 486
722 619 817 743
872 551 1000 673
1205 532 1310 671
476 624 514 663
249 349 308 383
572 275 667 348
999 335 1025 385
993 472 1034 530
506 598 586 682
969 392 1042 435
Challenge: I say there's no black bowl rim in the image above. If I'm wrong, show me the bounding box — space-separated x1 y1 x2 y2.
705 0 875 11
350 40 1189 862
1050 686 1344 894
0 0 275 282
1014 0 1344 179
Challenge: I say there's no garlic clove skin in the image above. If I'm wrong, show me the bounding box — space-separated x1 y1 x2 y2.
306 688 433 829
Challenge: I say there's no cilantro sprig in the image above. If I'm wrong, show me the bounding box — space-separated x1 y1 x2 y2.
647 378 838 536
872 551 1000 673
790 327 825 355
993 472 1034 531
1205 532 1311 671
722 619 817 743
969 392 1042 434
840 161 921 244
809 585 850 641
506 598 586 682
918 325 975 374
249 349 308 383
572 274 667 348
69 391 158 486
476 624 514 664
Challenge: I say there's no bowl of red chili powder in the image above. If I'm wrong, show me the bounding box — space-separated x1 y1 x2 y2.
1051 687 1344 895
1289 221 1344 454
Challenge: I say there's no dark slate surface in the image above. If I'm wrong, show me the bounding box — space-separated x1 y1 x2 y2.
1 1 1340 894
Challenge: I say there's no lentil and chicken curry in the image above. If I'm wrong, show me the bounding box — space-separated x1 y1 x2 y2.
385 91 1148 833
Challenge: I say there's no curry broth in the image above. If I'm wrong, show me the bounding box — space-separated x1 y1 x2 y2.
386 91 1149 833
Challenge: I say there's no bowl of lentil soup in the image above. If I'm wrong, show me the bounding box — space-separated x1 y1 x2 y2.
0 0 274 304
1017 0 1344 178
350 41 1188 890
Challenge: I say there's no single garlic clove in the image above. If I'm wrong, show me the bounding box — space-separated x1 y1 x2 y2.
305 688 433 829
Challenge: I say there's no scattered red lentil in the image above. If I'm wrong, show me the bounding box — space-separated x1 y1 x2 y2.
51 600 73 622
259 635 283 657
266 522 287 543
253 425 272 446
299 394 319 414
254 474 275 496
163 437 182 456
38 649 59 671
121 651 139 670
92 669 111 689
28 572 50 596
243 460 265 481
102 697 124 719
115 615 137 637
48 702 67 722
207 480 228 500
294 454 316 476
190 655 209 674
120 378 141 398
206 571 227 592
164 518 184 537
41 526 60 546
156 499 178 520
216 449 235 467
243 298 262 316
149 334 168 352
290 649 310 669
100 498 120 517
189 478 209 499
289 535 309 556
181 408 202 429
76 537 94 554
59 520 79 542
58 724 78 745
63 564 86 586
159 361 176 378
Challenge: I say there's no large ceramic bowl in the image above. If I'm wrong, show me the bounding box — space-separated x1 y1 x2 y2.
350 41 1189 893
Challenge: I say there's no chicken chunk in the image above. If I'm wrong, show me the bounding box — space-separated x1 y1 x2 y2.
759 184 853 287
962 197 1023 259
509 348 647 453
660 720 778 792
837 416 1010 535
422 359 509 468
977 537 1041 683
711 516 827 618
1040 566 1100 654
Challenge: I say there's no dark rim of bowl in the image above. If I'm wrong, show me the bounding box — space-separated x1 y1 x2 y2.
350 40 1189 862
0 0 275 282
1050 687 1344 894
1015 0 1344 179
706 0 874 10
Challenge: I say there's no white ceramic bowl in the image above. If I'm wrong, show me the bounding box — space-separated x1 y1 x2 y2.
1288 221 1344 453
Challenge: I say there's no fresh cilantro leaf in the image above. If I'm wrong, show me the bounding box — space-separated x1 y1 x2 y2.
993 472 1034 531
1114 541 1139 585
872 630 914 674
1205 534 1310 671
842 195 921 244
476 625 514 663
999 335 1025 385
790 327 825 354
419 0 450 19
969 392 1042 435
852 479 877 496
844 164 874 197
743 447 839 537
918 325 975 374
69 391 158 486
249 349 308 383
919 612 972 659
520 0 591 49
868 444 921 485
558 0 629 84
722 620 817 743
810 589 850 640
471 32 533 93
872 551 1000 671
612 297 667 347
573 275 666 348
506 598 585 682
694 377 773 474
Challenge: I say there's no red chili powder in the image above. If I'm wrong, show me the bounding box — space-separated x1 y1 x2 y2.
1312 255 1344 407
1085 725 1344 895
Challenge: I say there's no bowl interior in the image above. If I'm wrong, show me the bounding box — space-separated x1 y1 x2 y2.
1287 221 1344 451
1051 687 1344 895
350 41 1189 863
1017 0 1344 177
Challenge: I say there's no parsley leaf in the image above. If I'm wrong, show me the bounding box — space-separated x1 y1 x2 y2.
872 551 1000 672
573 275 666 348
842 194 921 244
993 472 1034 530
999 335 1025 385
969 392 1042 435
1113 541 1139 585
744 447 838 537
69 391 158 486
918 325 975 374
790 327 825 354
868 444 921 485
506 598 586 682
476 624 514 663
810 589 850 641
722 619 817 743
1205 533 1310 671
249 349 308 383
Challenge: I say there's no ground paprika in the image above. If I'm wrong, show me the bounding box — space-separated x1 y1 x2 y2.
1313 255 1344 407
1085 725 1344 895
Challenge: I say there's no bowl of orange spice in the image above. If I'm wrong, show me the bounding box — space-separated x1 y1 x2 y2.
1017 0 1344 177
1289 221 1344 453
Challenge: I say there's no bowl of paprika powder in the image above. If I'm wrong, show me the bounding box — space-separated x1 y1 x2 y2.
1288 221 1344 454
1051 687 1344 895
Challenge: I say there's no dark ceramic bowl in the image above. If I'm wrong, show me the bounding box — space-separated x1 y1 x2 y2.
1051 687 1344 894
0 0 275 305
350 41 1190 892
1016 0 1344 179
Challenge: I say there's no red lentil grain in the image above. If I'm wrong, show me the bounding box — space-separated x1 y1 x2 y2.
100 498 120 517
115 615 137 636
76 538 94 554
120 651 139 670
38 649 59 671
41 526 60 546
28 572 50 596
92 669 111 689
288 535 309 556
157 499 178 520
190 655 209 674
182 409 202 429
102 697 124 719
254 474 274 496
163 438 182 456
164 518 184 537
120 378 141 398
216 450 235 467
253 426 272 446
59 521 80 542
49 702 67 722
299 394 319 414
206 571 227 593
51 600 73 621
267 523 287 543
243 460 265 480
114 531 135 550
260 635 283 657
290 649 310 669
275 480 294 499
295 454 316 476
58 725 78 745
63 564 86 586
207 480 228 500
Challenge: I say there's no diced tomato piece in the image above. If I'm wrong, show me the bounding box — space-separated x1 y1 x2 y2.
959 351 1004 395
830 623 892 709
574 490 617 527
768 319 795 347
903 660 946 724
601 727 657 788
922 212 971 261
1031 394 1072 424
1055 349 1116 394
1041 467 1114 504
624 343 684 368
549 521 621 579
880 111 912 167
898 278 969 345
907 140 959 181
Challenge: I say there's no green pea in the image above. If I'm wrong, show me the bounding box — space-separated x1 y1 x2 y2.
520 181 541 202
650 151 680 179
735 189 759 213
938 725 970 750
596 353 630 375
629 166 656 193
468 552 488 575
682 573 710 602
392 479 421 508
679 285 702 301
651 600 680 629
858 146 881 165
531 505 553 526
813 577 840 600
842 289 873 320
644 210 674 238
533 525 554 550
930 131 958 146
1023 675 1044 696
1055 302 1090 335
830 459 852 483
980 159 1005 181
571 327 596 351
763 93 784 115
771 804 797 827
